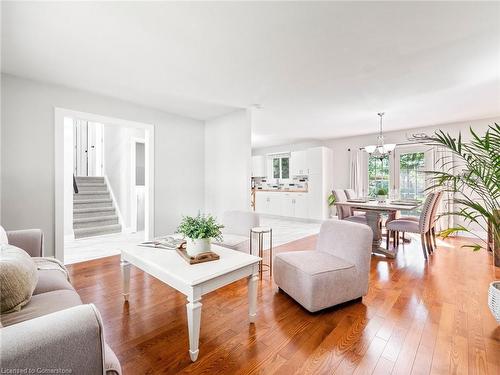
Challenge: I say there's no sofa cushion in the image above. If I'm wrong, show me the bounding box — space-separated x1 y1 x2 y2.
213 234 250 253
0 244 39 313
0 225 8 245
34 269 75 295
0 289 82 327
274 250 359 312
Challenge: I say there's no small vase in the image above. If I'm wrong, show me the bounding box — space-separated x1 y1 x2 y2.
186 238 211 257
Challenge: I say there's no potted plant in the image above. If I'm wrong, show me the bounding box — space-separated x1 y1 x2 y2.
177 213 224 256
424 123 499 321
376 187 388 203
328 191 336 218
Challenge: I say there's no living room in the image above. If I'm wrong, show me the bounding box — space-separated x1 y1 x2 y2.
1 2 499 375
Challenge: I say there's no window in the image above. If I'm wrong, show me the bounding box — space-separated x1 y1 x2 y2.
399 152 425 200
368 155 389 196
272 156 290 179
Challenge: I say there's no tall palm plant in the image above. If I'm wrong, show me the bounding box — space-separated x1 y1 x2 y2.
424 123 499 263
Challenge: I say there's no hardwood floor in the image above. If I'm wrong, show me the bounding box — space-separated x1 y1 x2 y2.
67 234 500 374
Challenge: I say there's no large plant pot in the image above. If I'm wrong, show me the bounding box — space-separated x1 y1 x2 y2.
186 238 211 257
488 281 500 323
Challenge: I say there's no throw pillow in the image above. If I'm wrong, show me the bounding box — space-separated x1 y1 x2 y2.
0 225 8 245
0 244 38 313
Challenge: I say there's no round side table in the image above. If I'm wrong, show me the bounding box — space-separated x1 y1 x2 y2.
250 227 273 279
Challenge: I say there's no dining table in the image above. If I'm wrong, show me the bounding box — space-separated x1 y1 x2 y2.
334 200 421 259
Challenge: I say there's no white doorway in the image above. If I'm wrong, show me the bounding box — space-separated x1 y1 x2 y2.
55 108 155 263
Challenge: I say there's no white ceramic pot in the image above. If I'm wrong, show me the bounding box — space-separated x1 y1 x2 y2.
186 238 211 257
377 195 387 204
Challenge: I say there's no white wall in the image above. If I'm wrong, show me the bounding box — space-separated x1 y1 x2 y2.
103 125 145 230
1 74 206 256
205 109 252 219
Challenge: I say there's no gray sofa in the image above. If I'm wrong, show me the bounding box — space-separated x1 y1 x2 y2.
0 229 121 375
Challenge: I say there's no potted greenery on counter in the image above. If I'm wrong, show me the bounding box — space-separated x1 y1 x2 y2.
177 213 224 256
376 187 388 203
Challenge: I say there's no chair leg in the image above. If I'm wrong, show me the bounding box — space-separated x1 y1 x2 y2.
431 227 437 249
420 233 428 259
426 232 433 254
396 231 400 246
386 229 390 249
402 232 405 243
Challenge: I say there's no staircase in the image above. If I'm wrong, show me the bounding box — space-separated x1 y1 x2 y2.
73 176 122 239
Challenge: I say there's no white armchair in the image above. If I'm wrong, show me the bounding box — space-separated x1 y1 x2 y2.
213 211 260 253
273 219 372 312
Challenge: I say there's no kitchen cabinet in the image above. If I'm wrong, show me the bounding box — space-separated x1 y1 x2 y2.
306 147 324 175
255 191 309 218
251 155 266 177
291 150 308 176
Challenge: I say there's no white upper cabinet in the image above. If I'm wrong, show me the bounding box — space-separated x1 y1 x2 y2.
251 155 266 177
290 150 308 176
306 147 324 175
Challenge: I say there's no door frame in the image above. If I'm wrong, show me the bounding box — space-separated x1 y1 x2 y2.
55 108 155 262
130 137 146 233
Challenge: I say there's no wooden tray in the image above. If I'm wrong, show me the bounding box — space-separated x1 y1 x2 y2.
176 247 220 265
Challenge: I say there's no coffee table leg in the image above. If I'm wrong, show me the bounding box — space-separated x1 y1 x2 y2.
187 292 202 362
248 269 258 323
120 259 131 301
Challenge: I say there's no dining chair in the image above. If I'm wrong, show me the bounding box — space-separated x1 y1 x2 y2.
333 189 367 225
396 191 443 253
386 193 436 259
344 189 357 200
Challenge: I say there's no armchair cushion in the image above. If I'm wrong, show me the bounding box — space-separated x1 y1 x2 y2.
274 251 358 312
213 233 250 253
0 244 39 313
33 269 75 295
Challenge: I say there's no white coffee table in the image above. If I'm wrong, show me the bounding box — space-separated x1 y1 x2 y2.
120 244 261 361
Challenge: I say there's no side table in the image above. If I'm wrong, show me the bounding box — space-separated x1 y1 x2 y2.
250 227 273 279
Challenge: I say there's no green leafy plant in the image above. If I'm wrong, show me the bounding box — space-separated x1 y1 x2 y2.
177 213 224 242
376 187 388 196
328 191 336 206
425 123 500 253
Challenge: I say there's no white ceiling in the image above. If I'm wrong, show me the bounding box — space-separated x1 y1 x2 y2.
2 2 500 147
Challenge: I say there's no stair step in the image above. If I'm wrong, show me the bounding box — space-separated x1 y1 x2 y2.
75 176 105 184
77 183 107 192
74 199 113 209
74 224 122 239
73 215 119 229
73 207 116 219
74 192 110 200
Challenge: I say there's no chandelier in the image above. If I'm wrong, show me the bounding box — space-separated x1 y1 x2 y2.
363 112 396 158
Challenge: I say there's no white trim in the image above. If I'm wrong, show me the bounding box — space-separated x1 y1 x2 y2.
103 174 126 232
130 137 146 233
55 107 155 262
